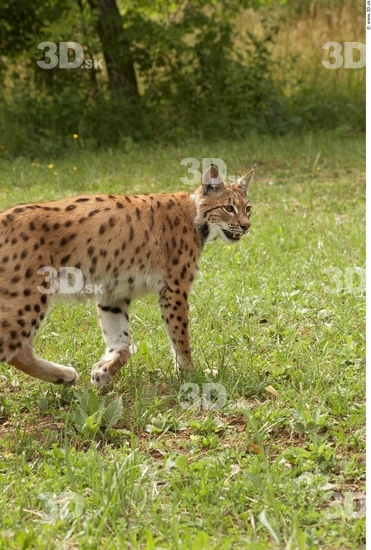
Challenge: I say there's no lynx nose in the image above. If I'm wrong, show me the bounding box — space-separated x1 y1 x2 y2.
240 223 250 232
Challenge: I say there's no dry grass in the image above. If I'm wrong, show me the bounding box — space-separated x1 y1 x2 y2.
237 0 365 96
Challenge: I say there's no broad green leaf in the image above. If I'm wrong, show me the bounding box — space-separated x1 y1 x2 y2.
102 396 124 429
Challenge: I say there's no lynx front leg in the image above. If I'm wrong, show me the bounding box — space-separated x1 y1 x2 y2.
91 301 135 387
159 286 194 371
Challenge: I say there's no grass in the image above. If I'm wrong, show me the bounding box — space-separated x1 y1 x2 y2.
0 132 365 549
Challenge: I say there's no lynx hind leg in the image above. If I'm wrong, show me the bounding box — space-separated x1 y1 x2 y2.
91 301 134 388
8 344 79 386
0 286 78 386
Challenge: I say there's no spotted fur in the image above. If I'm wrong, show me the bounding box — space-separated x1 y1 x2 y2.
0 165 254 387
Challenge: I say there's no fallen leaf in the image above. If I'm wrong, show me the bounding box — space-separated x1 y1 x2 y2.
249 443 262 454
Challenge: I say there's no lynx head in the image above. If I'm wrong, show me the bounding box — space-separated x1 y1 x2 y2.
193 164 255 243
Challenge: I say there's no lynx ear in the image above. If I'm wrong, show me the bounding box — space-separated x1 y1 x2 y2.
201 165 225 195
237 164 256 195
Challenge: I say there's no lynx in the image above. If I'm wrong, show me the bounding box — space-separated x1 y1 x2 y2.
0 164 255 387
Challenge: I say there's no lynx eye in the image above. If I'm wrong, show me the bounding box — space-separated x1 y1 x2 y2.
245 205 252 214
223 205 236 214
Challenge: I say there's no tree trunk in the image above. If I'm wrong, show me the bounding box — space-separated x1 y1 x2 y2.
89 0 138 100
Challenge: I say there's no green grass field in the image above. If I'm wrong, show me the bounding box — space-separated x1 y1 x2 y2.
0 132 365 549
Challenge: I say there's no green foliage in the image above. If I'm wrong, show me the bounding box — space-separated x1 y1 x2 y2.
0 0 52 58
0 0 364 157
73 389 123 438
145 412 186 434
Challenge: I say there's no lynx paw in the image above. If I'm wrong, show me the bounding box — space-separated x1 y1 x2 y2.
55 367 79 387
90 348 131 388
90 361 113 388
